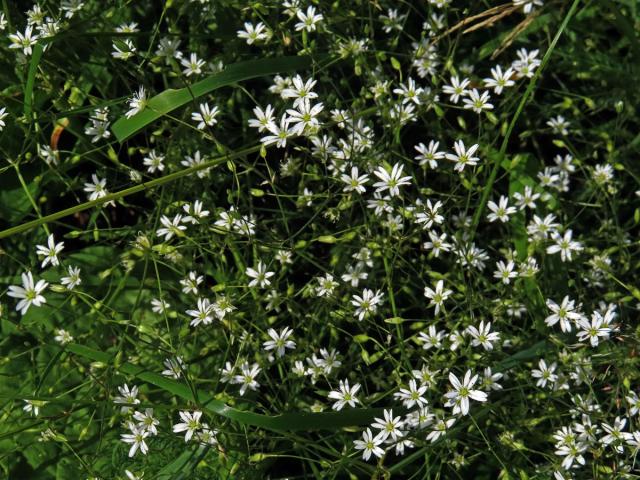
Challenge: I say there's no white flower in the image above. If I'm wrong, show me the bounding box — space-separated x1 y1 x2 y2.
286 99 323 136
442 76 470 103
113 384 140 413
427 416 456 443
84 174 114 206
483 65 515 94
180 52 206 77
414 140 445 169
445 140 480 172
281 75 318 108
121 424 149 457
61 265 82 290
394 380 428 409
0 107 8 131
295 6 323 32
142 150 165 173
54 329 73 344
531 359 557 388
328 379 361 410
237 22 269 44
545 296 582 332
186 298 215 327
182 200 210 224
191 102 219 130
393 77 424 105
418 325 445 350
546 230 583 262
576 312 611 347
173 410 202 442
372 163 412 197
462 88 493 113
162 357 185 379
445 370 487 416
466 321 500 351
351 288 383 321
35 234 64 268
341 166 369 194
486 196 516 223
263 327 296 357
7 271 48 315
8 26 39 55
493 260 517 284
133 408 159 436
248 104 276 132
423 280 451 315
233 362 261 395
156 214 187 241
513 0 544 15
354 428 385 461
261 115 296 148
246 261 275 288
125 87 147 119
371 409 403 441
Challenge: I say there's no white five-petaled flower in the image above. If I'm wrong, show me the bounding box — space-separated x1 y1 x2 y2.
462 88 494 113
545 296 582 332
8 271 48 315
263 326 296 357
445 140 480 172
414 140 445 169
248 104 276 132
295 6 323 32
237 21 270 44
281 75 318 108
351 288 383 321
466 320 500 351
61 265 82 290
173 410 202 442
371 408 404 441
133 408 160 436
486 195 516 223
234 362 261 395
531 359 557 388
372 163 412 197
246 261 275 288
394 379 428 408
328 379 361 410
483 65 515 94
156 214 187 241
354 428 385 461
576 311 611 347
186 298 215 327
191 102 220 130
35 234 64 268
84 173 114 206
341 166 369 194
8 26 39 55
113 384 140 413
442 76 470 104
423 280 452 315
121 424 149 457
546 229 582 262
445 370 487 416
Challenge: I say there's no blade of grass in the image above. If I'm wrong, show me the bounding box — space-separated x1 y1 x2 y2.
24 43 44 117
469 0 581 240
112 55 315 142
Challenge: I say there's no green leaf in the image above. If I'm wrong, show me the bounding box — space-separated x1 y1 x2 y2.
65 343 389 432
112 55 315 142
24 43 44 117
